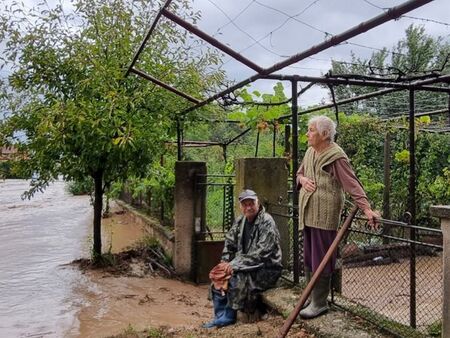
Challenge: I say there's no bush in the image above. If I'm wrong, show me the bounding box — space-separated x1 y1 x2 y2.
0 161 29 179
66 177 94 195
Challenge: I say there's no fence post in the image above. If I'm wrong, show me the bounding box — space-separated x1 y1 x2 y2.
173 161 206 280
430 205 450 338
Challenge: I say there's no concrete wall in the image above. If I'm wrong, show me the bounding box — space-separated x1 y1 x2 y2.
235 158 290 267
115 200 174 255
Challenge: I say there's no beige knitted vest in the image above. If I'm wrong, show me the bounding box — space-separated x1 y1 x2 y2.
298 143 348 231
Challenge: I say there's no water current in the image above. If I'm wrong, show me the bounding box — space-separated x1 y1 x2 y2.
0 179 92 337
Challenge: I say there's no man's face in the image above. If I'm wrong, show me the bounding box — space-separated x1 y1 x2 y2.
239 198 259 222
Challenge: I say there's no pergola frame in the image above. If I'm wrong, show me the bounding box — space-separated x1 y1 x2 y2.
125 1 449 318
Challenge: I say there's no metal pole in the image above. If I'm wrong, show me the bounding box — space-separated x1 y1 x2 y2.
272 123 277 157
291 79 299 284
277 206 359 338
448 93 450 126
382 132 392 243
162 9 263 73
175 0 435 117
284 124 291 157
125 0 174 76
129 68 200 103
176 119 182 160
408 89 417 328
255 131 260 157
264 74 450 93
383 132 392 220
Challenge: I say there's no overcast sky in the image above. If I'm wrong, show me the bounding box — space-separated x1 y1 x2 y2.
2 0 450 109
183 0 450 106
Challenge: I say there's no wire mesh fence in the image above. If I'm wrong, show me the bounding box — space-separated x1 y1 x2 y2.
332 213 443 337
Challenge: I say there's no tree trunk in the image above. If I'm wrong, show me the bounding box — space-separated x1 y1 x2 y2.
92 170 103 260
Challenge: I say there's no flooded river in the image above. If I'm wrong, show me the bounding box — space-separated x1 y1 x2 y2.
0 179 92 337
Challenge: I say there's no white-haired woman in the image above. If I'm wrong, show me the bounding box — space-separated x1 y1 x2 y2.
296 115 378 319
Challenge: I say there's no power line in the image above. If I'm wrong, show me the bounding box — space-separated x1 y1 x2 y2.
211 0 256 38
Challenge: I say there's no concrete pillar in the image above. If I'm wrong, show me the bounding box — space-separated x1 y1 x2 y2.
430 205 450 338
235 158 289 267
174 161 206 280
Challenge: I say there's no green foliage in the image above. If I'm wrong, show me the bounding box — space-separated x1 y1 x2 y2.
0 161 28 179
429 167 450 201
0 0 224 257
336 113 450 226
123 157 175 224
427 320 442 337
144 328 167 338
66 177 94 195
394 149 410 164
229 82 289 131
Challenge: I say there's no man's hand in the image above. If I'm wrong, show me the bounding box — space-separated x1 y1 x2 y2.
298 175 316 192
219 261 233 276
364 208 380 230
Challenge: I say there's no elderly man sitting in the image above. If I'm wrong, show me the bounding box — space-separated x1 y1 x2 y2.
203 189 283 328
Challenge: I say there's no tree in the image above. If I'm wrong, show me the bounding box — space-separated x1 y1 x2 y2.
0 0 224 260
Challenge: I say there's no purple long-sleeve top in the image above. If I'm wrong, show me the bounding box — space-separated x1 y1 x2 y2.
297 158 371 211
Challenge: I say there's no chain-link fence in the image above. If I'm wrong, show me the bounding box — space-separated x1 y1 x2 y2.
332 212 443 337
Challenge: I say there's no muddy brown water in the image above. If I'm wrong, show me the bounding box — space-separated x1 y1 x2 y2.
0 179 172 337
0 179 92 337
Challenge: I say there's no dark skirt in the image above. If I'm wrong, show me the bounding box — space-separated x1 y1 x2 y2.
303 225 337 275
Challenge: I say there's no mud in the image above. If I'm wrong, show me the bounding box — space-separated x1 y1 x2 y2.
74 205 313 338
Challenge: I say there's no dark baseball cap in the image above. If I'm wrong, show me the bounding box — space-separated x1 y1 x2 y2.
238 189 258 202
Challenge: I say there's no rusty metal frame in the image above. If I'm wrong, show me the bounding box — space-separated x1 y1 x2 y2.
125 0 437 115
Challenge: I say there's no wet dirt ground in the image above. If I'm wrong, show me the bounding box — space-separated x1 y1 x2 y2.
75 205 313 338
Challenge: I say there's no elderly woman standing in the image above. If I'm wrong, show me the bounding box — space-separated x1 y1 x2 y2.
296 115 378 319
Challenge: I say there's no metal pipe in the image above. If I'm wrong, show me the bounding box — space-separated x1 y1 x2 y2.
176 119 182 160
448 92 450 126
255 131 260 157
408 89 417 328
291 79 299 284
177 0 433 116
264 74 450 92
129 68 200 103
264 0 433 76
272 123 276 157
125 0 174 76
161 9 263 73
278 87 401 121
225 127 252 146
277 206 359 338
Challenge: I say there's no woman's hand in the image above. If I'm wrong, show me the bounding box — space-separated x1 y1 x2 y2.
298 175 316 192
364 209 380 230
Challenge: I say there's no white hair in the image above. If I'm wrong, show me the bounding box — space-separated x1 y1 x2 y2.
308 115 336 142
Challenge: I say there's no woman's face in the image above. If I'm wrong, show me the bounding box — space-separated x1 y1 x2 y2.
306 123 327 148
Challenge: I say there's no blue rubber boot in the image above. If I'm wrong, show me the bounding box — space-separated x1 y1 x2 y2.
213 306 237 327
202 288 228 328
